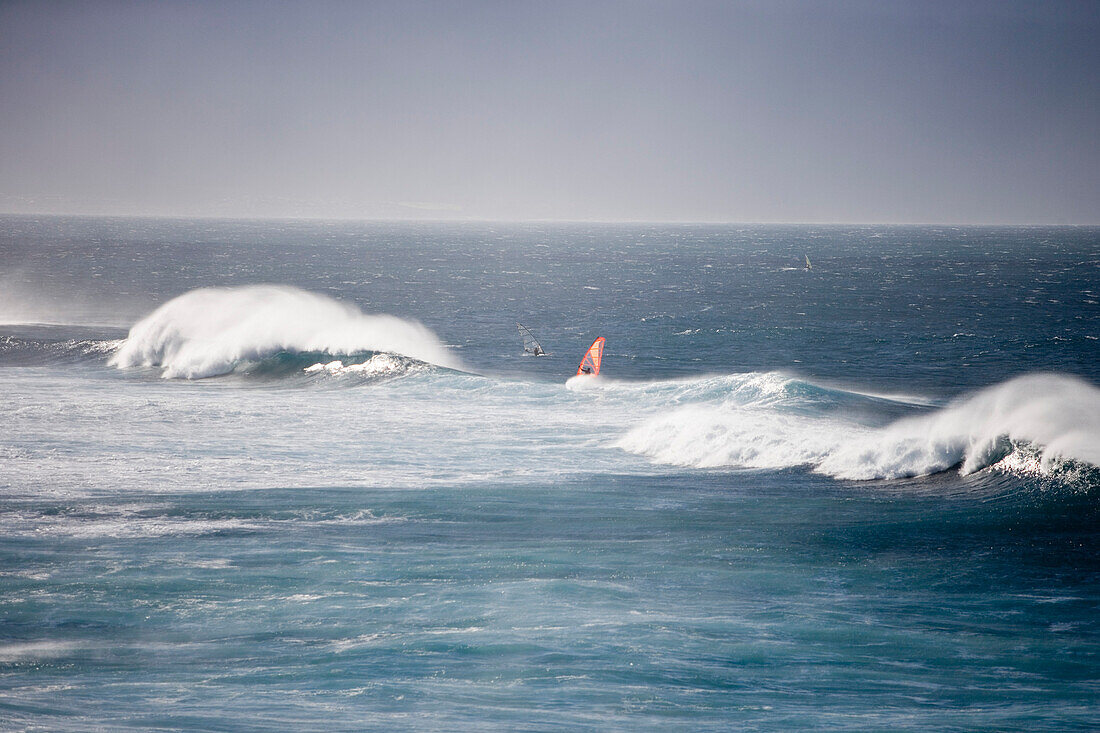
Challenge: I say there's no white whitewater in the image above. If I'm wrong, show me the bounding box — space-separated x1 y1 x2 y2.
614 373 1100 480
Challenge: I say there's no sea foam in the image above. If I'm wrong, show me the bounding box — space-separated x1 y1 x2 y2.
110 285 460 379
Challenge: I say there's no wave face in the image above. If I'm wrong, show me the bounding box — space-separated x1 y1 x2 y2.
615 373 1100 480
109 285 460 379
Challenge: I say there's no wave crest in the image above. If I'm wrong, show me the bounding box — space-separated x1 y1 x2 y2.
110 285 460 379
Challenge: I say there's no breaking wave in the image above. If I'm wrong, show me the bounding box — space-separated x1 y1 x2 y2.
109 285 460 379
615 373 1100 481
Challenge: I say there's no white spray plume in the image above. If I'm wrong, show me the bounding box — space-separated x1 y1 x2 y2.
110 285 460 379
616 373 1100 479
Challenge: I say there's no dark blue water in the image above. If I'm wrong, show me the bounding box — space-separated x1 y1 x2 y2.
1 217 1098 730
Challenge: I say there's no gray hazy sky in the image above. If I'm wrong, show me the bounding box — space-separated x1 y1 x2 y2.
1 0 1098 223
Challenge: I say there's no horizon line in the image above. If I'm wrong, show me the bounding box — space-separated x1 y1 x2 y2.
1 210 1097 228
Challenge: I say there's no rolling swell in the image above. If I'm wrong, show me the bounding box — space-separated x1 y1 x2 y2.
109 285 461 379
614 372 1100 484
0 330 123 367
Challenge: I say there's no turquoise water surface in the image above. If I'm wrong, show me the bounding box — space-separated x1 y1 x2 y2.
1 218 1098 730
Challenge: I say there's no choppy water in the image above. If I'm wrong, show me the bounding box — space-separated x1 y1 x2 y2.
1 217 1098 730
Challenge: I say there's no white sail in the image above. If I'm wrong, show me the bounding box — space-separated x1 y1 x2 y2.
517 323 546 356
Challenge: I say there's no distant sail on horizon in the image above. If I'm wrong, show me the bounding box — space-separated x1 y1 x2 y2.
576 337 605 376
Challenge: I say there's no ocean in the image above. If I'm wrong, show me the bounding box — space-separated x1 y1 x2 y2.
1 217 1098 730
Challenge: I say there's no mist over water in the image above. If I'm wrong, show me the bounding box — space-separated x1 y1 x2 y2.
1 217 1098 730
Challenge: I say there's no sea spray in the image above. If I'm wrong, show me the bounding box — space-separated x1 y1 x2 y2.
110 285 460 378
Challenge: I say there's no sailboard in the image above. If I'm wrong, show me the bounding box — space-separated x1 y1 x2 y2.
575 336 605 376
804 255 812 271
517 323 547 356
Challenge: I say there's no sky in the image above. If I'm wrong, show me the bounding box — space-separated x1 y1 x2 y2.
1 0 1098 224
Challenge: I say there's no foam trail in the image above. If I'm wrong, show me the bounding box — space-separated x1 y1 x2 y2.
110 285 460 378
616 373 1100 480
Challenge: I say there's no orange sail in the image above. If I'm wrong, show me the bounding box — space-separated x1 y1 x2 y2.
575 337 605 376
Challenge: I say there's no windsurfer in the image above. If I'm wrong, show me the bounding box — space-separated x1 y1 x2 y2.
575 336 605 377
